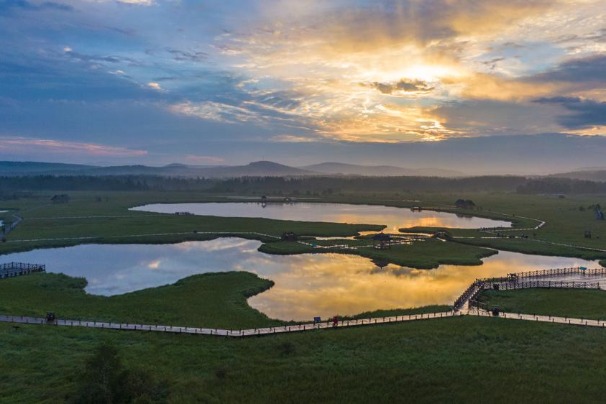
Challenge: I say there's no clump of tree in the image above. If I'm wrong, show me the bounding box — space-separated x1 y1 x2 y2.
72 342 169 403
455 199 476 209
1 173 606 195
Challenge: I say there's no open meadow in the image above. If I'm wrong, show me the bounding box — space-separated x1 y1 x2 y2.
1 189 606 401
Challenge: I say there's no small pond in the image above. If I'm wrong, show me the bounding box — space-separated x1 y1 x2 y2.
131 202 511 232
2 239 597 321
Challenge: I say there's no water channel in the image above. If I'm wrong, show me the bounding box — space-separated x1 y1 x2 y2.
2 200 598 321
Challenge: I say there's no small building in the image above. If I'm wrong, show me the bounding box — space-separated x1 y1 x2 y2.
281 232 298 241
433 231 451 240
372 233 392 250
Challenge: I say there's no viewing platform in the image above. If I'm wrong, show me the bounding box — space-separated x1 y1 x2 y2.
0 262 46 279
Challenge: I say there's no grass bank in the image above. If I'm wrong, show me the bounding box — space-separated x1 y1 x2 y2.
259 237 497 268
478 288 606 320
0 272 280 329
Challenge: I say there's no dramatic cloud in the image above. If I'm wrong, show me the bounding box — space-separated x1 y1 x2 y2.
534 97 606 129
1 0 605 165
169 102 264 124
369 79 435 95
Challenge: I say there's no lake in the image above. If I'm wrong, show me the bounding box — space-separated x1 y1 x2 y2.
130 202 511 232
2 239 596 321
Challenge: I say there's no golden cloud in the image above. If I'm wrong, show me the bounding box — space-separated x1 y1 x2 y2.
209 0 605 141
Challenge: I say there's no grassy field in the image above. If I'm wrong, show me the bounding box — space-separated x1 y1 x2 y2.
0 272 281 329
479 288 606 320
1 188 606 403
2 190 605 268
2 316 606 402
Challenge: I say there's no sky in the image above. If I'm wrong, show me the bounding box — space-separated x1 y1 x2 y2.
1 0 605 172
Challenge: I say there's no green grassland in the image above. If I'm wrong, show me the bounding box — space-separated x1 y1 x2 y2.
406 193 606 261
0 272 280 329
479 288 606 320
1 186 606 403
3 316 606 402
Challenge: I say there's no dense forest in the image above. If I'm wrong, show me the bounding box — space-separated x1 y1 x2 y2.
0 175 605 198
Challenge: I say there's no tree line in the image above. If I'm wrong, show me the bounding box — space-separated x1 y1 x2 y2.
0 174 605 195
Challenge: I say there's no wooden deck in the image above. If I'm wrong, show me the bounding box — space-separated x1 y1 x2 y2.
0 262 45 279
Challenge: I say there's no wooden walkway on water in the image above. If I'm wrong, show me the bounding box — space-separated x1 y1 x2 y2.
454 266 606 311
0 262 45 279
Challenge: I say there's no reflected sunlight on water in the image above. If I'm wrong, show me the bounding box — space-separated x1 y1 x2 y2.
248 250 597 320
2 239 597 321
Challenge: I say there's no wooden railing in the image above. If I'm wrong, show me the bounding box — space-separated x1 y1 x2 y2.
0 262 45 279
506 267 606 280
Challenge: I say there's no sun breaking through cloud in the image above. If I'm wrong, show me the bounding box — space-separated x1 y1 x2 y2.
1 0 605 165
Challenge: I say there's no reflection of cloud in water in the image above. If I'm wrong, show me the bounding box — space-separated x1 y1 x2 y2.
132 202 510 230
248 250 598 321
173 238 254 252
1 239 598 321
147 260 161 270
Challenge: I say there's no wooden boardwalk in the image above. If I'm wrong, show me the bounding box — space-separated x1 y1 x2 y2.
455 266 606 311
469 308 606 328
0 262 45 279
0 311 460 337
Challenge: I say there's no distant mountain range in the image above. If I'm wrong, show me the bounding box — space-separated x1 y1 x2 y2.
0 160 463 178
2 160 604 180
301 162 462 177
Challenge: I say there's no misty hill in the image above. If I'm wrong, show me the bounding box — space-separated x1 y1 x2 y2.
0 161 94 175
302 162 462 177
0 160 315 178
198 161 315 177
550 169 606 182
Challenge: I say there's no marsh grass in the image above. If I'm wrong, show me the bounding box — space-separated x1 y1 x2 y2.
479 288 606 320
0 272 280 329
2 317 606 402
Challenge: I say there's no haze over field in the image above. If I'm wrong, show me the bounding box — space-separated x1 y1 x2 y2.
1 1 605 173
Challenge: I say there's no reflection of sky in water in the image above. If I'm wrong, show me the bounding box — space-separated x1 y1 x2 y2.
1 239 598 321
131 202 511 230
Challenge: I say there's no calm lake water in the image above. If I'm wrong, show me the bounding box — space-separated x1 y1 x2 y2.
131 202 511 232
2 239 597 321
